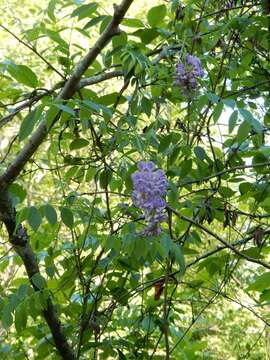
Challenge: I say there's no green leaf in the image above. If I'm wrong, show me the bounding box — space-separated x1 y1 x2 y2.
17 284 29 299
7 64 38 88
252 154 269 174
218 186 235 198
15 303 27 333
237 120 251 143
60 207 74 228
229 110 238 133
83 15 106 30
19 108 38 141
70 138 89 150
247 272 270 291
112 33 127 48
83 99 101 112
260 288 270 302
99 168 112 189
122 18 144 28
194 146 206 161
239 108 263 133
44 204 57 226
264 111 270 126
1 304 13 329
207 92 220 104
133 28 159 44
160 233 172 257
71 3 98 20
111 286 129 306
47 0 57 22
45 106 60 129
99 16 112 33
172 243 185 275
117 349 127 360
147 5 166 27
86 167 97 181
141 97 152 117
105 235 121 253
31 273 47 290
180 159 192 177
223 99 235 108
158 134 172 153
134 237 148 258
63 166 78 181
46 265 55 278
239 182 252 195
28 206 42 231
45 29 69 49
55 104 75 116
98 92 125 106
9 183 27 203
212 102 224 124
151 85 162 97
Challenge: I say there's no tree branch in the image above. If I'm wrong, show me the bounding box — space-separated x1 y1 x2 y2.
0 70 124 130
0 0 134 185
0 190 75 359
78 70 124 89
0 0 134 358
0 90 52 129
180 161 270 186
170 207 270 270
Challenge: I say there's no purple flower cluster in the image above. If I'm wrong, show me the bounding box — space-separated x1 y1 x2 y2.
131 161 167 236
174 54 204 93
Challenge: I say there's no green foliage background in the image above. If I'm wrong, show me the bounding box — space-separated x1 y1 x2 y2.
0 0 270 359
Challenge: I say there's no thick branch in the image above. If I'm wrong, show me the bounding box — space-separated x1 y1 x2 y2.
78 70 124 89
0 0 134 185
0 1 134 358
0 189 75 359
0 91 51 130
0 71 124 130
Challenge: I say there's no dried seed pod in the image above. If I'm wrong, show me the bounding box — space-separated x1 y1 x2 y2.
154 280 165 300
253 227 264 248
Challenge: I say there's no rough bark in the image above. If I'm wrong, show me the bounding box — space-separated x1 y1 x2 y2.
0 0 134 358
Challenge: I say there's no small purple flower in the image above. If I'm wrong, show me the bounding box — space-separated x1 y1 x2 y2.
174 53 204 93
186 54 204 77
131 161 167 236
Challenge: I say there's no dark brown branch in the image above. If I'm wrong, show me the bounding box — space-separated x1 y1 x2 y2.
197 2 261 21
170 207 270 270
0 71 124 130
78 70 124 89
0 1 134 359
0 189 75 359
0 91 51 129
0 0 133 185
180 161 270 186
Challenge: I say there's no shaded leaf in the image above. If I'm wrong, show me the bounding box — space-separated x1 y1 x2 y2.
7 64 38 88
28 206 42 231
44 204 57 226
147 5 166 27
60 207 74 228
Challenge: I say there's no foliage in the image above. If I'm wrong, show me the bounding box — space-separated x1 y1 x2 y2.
0 0 270 359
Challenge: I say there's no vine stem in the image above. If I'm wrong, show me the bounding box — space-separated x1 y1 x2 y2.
163 259 171 359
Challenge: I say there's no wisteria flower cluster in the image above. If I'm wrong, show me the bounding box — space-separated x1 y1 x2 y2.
174 54 204 93
131 161 167 236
